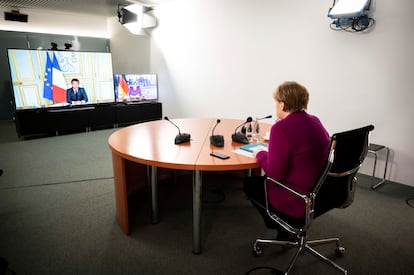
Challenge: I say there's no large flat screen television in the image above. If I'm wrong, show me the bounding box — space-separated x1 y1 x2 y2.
7 49 114 110
114 74 158 102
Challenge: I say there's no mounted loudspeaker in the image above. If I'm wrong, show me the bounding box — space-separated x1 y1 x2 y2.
4 11 28 23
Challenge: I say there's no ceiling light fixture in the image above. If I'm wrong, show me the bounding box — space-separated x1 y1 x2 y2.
328 0 371 19
118 3 157 35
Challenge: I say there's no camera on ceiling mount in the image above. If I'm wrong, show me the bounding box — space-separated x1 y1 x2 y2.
328 0 375 32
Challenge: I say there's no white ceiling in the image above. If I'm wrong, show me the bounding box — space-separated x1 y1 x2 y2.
0 0 171 17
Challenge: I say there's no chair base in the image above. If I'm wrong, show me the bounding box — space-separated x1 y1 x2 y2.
253 235 347 275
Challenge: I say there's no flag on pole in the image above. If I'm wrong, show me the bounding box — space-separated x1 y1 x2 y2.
52 53 67 103
43 53 53 101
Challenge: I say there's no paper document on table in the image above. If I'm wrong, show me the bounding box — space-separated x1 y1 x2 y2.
233 143 268 158
240 143 268 153
232 149 255 158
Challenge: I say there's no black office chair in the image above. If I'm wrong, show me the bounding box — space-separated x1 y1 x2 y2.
251 125 374 275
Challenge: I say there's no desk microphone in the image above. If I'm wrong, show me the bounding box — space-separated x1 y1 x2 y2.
255 115 272 133
257 115 272 120
210 119 224 147
231 116 252 144
243 115 272 133
164 116 191 144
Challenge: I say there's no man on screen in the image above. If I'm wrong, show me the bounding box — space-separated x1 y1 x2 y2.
66 78 88 105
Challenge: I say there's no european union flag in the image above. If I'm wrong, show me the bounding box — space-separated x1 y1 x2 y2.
114 74 119 98
43 53 53 101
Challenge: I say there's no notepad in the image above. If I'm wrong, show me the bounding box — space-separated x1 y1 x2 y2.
240 143 268 153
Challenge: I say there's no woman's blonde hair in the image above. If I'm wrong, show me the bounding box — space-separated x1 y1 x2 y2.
273 81 309 112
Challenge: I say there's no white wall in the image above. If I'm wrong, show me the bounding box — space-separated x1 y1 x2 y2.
107 16 151 74
0 8 109 38
0 7 151 76
150 0 414 186
1 1 412 186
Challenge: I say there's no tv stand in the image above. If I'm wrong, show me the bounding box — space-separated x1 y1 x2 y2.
47 106 96 112
14 102 162 138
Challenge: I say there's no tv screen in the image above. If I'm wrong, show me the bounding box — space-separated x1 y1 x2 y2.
114 74 158 102
7 49 114 110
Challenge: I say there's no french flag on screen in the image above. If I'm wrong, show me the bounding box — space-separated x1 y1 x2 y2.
51 53 67 103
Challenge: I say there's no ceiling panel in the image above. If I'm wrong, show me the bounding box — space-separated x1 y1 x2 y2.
0 0 167 17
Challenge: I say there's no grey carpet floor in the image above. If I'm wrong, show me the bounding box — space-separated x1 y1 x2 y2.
0 120 413 275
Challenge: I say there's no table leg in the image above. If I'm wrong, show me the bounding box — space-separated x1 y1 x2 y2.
151 165 159 224
111 153 129 234
193 170 202 254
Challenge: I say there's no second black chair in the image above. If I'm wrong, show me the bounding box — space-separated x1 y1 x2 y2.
251 124 374 275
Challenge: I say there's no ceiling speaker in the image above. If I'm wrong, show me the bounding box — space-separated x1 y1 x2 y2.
4 11 28 23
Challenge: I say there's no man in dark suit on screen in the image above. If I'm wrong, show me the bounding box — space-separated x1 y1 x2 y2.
67 78 88 105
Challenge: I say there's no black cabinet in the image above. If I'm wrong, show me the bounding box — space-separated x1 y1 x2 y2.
90 104 116 130
115 102 163 127
14 102 162 138
15 109 50 136
47 107 94 133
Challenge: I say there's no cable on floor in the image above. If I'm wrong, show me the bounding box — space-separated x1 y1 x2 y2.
0 176 114 190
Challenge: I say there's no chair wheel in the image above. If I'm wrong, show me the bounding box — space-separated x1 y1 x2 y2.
252 245 262 257
336 246 345 256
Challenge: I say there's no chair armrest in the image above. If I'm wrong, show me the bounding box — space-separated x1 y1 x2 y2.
265 176 313 234
266 177 309 202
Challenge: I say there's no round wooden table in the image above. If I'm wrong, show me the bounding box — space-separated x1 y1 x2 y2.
108 118 272 254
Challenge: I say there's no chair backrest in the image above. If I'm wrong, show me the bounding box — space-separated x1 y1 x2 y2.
312 124 374 218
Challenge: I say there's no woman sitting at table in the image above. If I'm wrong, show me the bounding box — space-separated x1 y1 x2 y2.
243 80 330 240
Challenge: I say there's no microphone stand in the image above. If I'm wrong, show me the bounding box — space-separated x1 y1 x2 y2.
164 116 191 144
210 119 224 147
254 115 272 137
231 117 252 144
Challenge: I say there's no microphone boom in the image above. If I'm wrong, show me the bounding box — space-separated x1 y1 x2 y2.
210 119 224 147
255 115 272 134
231 117 252 144
164 116 191 144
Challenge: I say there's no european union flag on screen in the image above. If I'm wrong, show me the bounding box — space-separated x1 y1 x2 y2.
114 74 119 98
43 53 53 101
